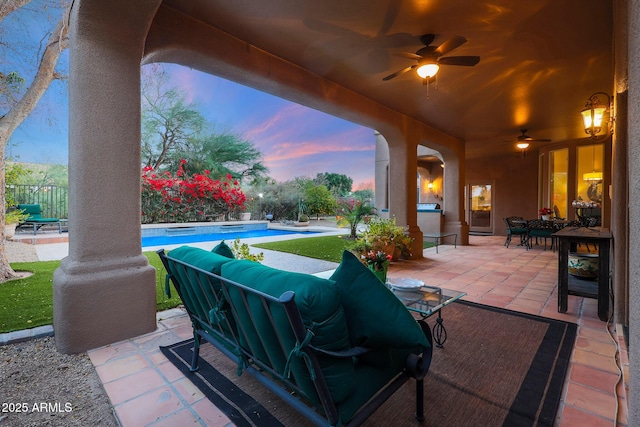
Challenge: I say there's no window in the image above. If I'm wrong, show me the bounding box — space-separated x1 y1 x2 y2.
577 144 604 205
550 148 568 218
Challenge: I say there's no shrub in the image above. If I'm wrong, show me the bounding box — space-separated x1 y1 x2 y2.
141 160 246 223
231 237 264 262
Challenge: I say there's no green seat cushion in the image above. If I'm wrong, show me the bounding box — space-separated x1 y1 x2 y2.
211 240 235 259
339 347 415 422
330 250 430 349
221 260 355 404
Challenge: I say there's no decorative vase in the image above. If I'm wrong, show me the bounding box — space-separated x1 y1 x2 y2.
568 252 599 279
541 215 549 221
240 212 251 221
368 261 389 284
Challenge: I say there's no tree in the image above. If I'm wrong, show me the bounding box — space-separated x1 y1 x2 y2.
0 0 69 281
353 188 374 200
141 65 268 183
305 185 336 219
315 172 353 197
167 133 268 183
337 197 376 239
141 65 205 171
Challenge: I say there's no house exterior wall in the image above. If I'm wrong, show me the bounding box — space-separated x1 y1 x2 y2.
465 151 539 236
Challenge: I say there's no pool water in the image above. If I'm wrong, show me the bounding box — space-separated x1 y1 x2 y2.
141 228 317 247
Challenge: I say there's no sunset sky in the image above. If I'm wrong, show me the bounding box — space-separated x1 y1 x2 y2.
4 4 376 190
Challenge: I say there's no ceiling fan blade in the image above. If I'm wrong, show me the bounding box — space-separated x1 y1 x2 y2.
380 32 419 48
382 64 417 81
303 18 362 39
438 56 480 66
434 35 467 56
419 34 435 46
393 51 422 60
510 129 552 142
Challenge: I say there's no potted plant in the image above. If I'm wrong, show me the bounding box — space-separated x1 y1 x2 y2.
539 207 553 220
4 208 29 240
361 250 392 284
361 217 413 260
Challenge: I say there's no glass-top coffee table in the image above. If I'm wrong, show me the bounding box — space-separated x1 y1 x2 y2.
388 279 466 347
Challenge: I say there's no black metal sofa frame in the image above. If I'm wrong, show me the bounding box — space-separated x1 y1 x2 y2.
158 249 432 427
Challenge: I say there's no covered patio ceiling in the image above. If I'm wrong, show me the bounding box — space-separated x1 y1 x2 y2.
158 0 613 159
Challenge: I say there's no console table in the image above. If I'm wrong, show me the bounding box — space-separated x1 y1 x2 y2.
553 227 612 321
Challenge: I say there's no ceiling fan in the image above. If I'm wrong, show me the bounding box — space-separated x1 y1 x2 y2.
507 129 552 144
508 129 551 157
382 34 480 81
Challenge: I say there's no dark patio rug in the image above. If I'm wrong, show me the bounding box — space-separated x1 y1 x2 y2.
160 300 576 427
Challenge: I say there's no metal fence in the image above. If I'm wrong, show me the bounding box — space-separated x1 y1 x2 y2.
7 184 69 219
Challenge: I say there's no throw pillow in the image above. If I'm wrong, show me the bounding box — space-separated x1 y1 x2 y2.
330 250 430 349
211 240 235 259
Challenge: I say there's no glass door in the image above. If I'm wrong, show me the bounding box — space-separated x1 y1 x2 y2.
468 183 493 233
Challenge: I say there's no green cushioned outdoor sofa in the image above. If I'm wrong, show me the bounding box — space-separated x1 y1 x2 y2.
158 246 432 427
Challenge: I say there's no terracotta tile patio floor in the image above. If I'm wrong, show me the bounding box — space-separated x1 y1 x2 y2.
87 235 629 426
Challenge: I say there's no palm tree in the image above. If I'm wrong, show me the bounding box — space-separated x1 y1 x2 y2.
338 198 376 239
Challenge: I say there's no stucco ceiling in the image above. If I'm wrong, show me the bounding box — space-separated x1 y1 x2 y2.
160 0 613 159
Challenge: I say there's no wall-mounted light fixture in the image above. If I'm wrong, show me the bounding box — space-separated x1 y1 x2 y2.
581 92 612 141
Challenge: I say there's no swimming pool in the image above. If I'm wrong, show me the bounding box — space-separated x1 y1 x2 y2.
141 224 318 247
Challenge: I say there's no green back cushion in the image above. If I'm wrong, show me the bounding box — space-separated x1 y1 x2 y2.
170 245 233 275
167 246 236 331
17 204 41 215
330 250 430 349
221 260 355 404
211 240 235 259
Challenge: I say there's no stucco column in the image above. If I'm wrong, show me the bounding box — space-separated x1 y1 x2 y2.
441 152 469 245
374 131 390 211
387 139 423 259
53 0 161 353
628 0 640 423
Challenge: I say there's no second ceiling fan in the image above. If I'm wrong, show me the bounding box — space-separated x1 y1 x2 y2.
383 34 480 81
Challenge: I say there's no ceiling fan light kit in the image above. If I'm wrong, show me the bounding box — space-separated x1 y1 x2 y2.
416 61 439 78
382 33 479 82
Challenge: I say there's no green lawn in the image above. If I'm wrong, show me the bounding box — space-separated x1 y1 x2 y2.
1 236 435 334
253 234 435 263
0 252 181 334
253 235 352 263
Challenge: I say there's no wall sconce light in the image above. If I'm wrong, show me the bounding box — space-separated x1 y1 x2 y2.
427 182 434 190
581 92 612 141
